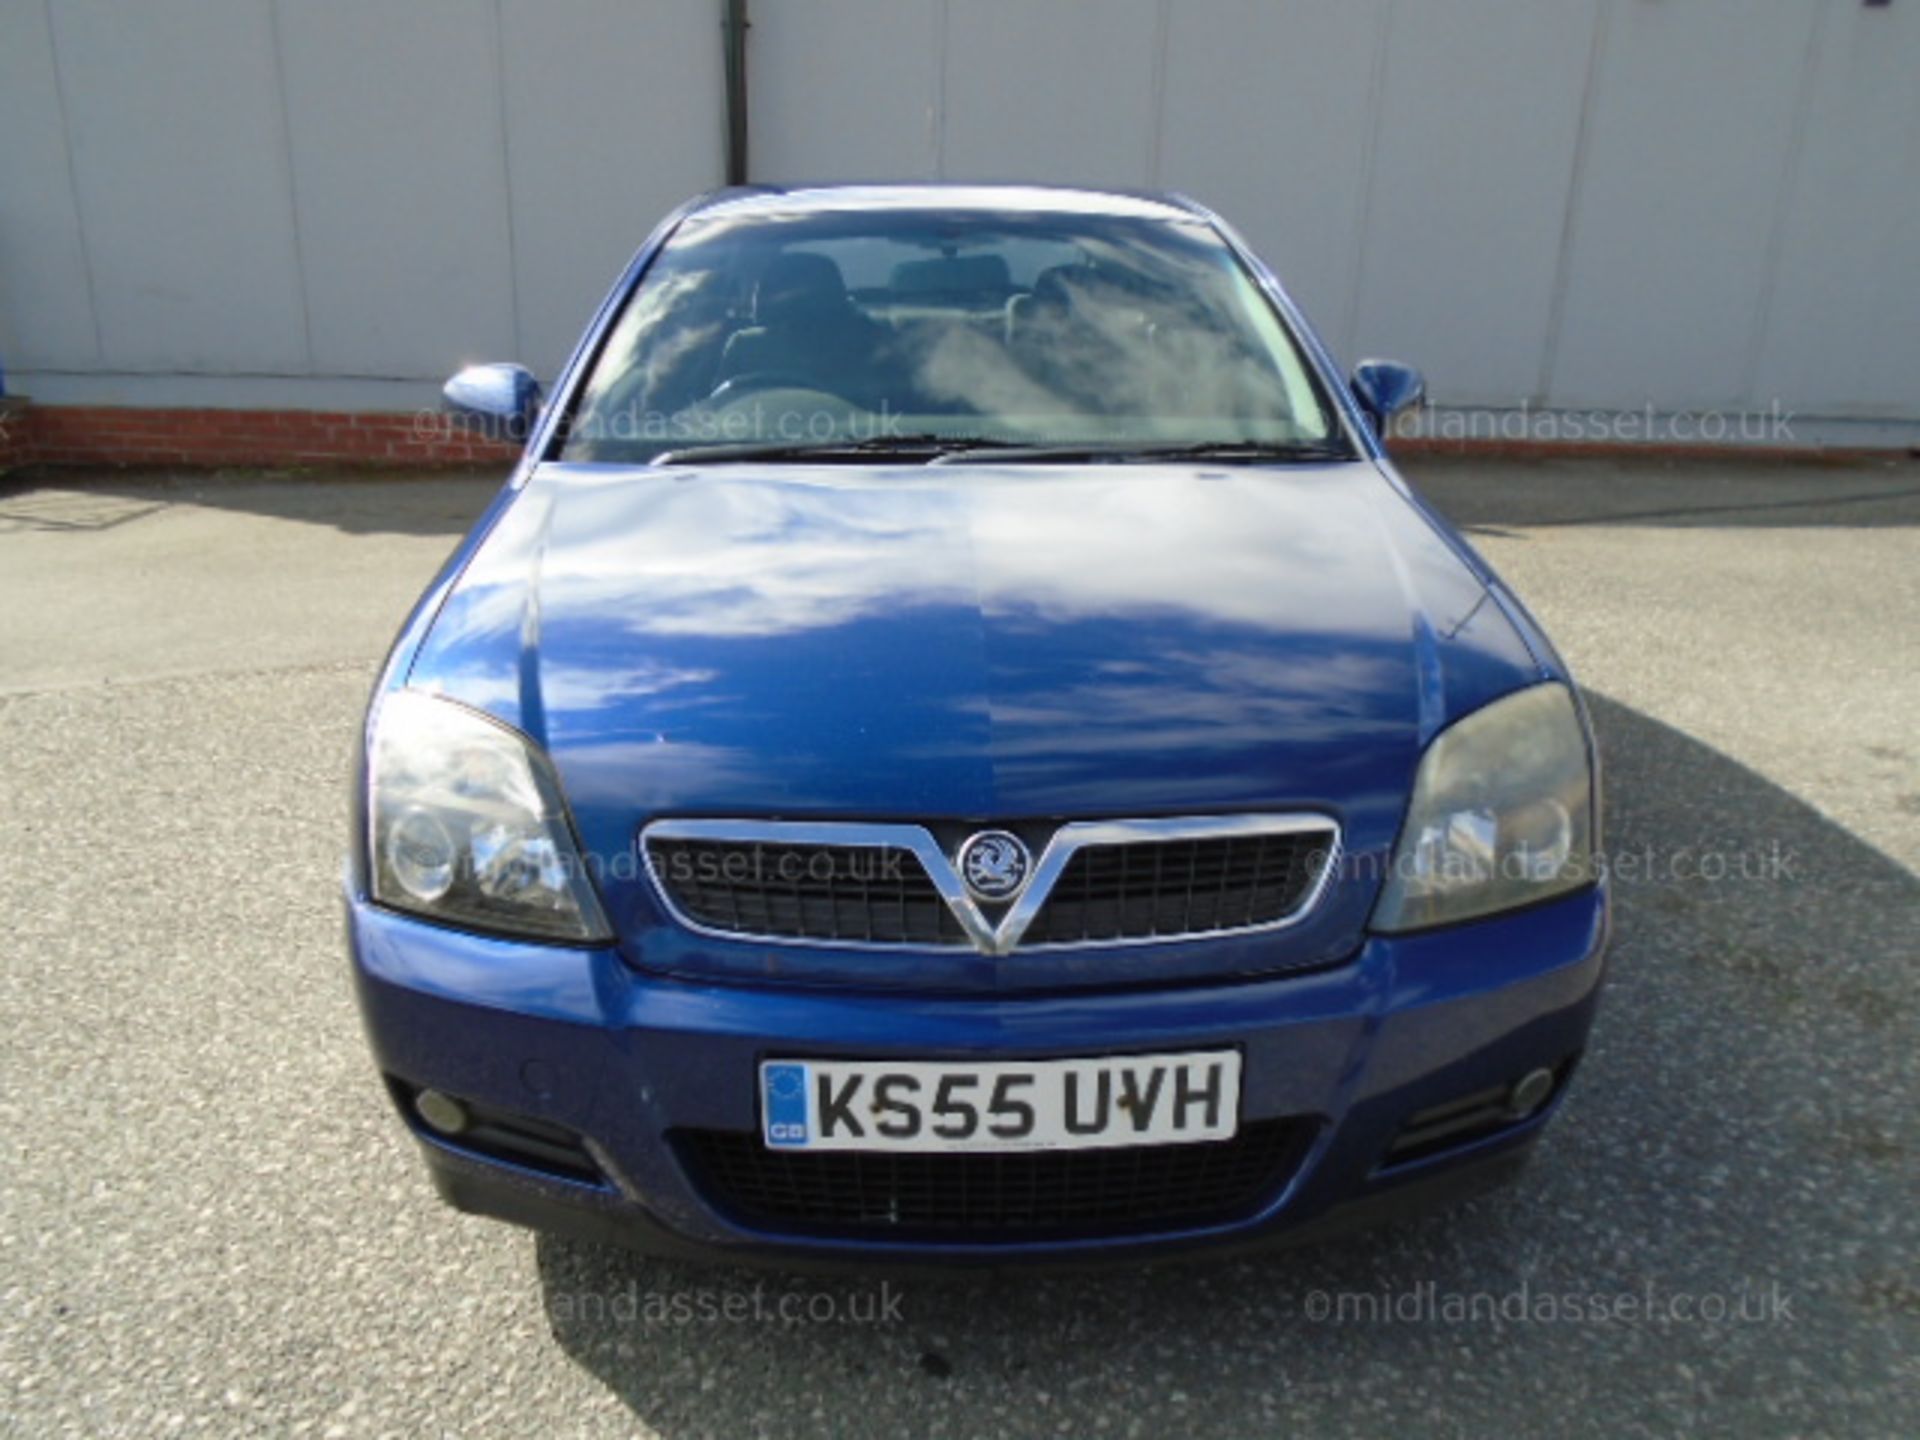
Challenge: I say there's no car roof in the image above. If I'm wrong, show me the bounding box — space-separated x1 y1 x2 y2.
687 183 1212 224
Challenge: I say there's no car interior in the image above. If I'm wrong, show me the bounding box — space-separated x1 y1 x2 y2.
554 208 1338 463
612 246 1273 422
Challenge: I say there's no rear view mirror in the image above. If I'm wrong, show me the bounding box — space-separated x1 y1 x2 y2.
1350 360 1427 431
443 363 542 442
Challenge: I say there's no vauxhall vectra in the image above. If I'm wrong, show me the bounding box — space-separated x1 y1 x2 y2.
348 184 1607 1264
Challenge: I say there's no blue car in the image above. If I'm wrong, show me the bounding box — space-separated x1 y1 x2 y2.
349 184 1606 1266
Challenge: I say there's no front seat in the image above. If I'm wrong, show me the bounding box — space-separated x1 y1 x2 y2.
715 252 883 396
1006 264 1108 403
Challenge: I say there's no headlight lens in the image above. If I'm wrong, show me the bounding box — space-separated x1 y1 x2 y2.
1372 682 1596 933
367 691 611 942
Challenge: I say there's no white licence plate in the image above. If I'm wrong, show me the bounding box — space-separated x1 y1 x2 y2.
758 1051 1241 1153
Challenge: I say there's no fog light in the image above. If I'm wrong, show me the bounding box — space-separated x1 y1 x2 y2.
414 1088 469 1135
1507 1068 1556 1119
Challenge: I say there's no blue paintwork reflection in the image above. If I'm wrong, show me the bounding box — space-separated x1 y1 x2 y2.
406 459 1545 990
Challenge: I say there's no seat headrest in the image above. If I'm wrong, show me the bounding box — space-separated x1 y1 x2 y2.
1028 264 1092 313
756 252 850 323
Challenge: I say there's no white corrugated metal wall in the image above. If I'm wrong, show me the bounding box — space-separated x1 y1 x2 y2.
2 0 1916 429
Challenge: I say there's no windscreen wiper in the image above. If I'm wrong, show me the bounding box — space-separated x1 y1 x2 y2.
650 434 1024 466
652 435 1356 467
929 439 1356 465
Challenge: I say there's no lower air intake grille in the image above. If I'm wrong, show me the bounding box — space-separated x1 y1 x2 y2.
674 1121 1314 1240
1022 830 1334 945
1383 1059 1576 1168
387 1079 604 1186
646 838 967 946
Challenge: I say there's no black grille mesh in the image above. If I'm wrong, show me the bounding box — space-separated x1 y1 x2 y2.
1022 831 1332 945
675 1120 1313 1240
647 838 967 946
647 825 1335 948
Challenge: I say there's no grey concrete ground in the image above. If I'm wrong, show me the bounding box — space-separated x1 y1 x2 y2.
1 458 1915 1438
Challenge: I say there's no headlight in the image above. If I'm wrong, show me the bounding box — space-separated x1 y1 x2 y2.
367 691 611 942
1371 682 1596 933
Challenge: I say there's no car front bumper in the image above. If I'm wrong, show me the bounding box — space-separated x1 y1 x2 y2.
347 885 1607 1267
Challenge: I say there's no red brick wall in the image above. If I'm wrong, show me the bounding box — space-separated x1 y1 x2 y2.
1 404 519 469
0 399 29 470
0 401 1896 471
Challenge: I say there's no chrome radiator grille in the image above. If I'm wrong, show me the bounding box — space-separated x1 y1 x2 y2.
1021 830 1332 945
641 836 968 947
643 816 1338 955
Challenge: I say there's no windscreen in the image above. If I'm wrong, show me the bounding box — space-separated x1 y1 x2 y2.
560 208 1345 462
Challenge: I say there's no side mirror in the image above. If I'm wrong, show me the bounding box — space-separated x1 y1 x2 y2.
443 363 541 442
1350 360 1426 432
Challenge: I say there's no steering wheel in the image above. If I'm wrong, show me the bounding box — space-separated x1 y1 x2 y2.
706 371 855 406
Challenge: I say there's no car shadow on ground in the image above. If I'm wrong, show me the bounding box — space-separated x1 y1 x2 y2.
527 692 1916 1438
1398 454 1920 535
0 464 503 538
